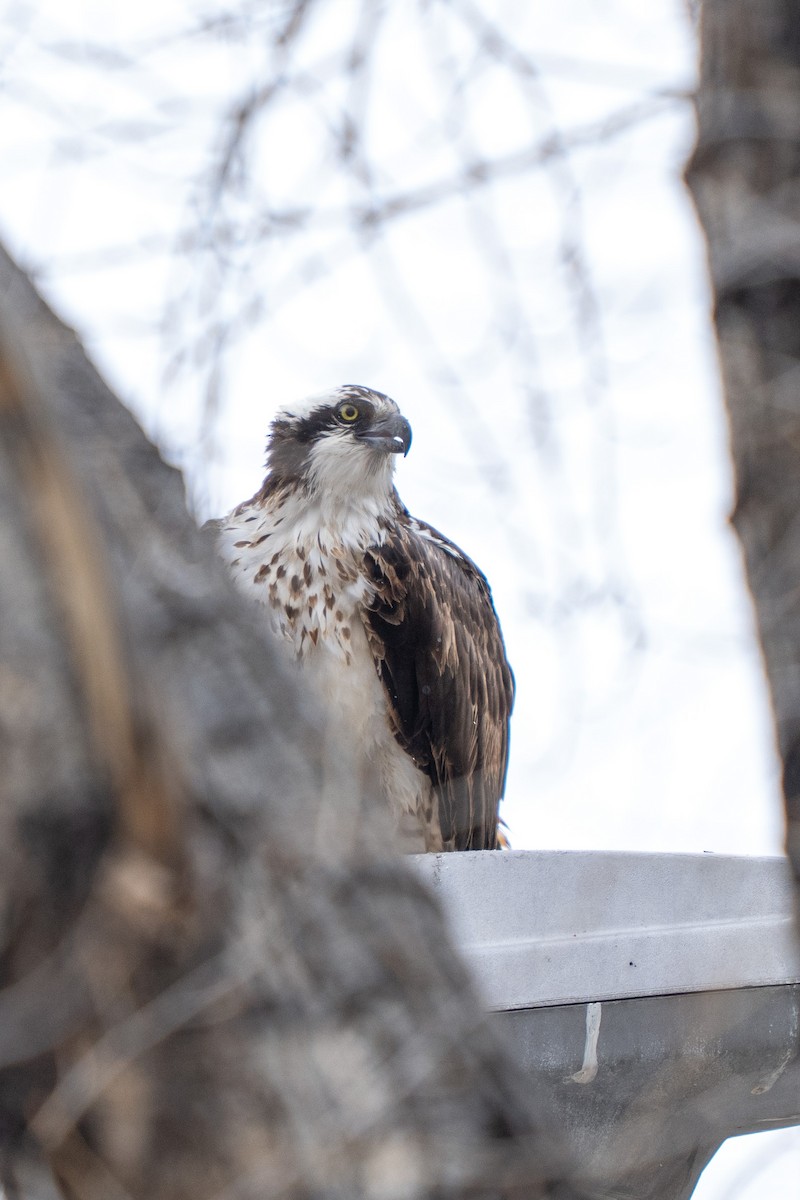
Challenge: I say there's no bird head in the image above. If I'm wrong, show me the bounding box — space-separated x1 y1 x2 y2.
266 386 412 503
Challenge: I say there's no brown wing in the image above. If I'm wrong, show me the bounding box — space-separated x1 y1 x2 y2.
362 512 514 850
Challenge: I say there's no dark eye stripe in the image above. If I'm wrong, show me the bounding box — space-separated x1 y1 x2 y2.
283 396 378 443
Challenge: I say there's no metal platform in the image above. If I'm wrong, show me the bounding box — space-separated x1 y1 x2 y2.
414 850 800 1200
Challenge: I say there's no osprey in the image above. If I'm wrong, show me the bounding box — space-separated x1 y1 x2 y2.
211 386 514 852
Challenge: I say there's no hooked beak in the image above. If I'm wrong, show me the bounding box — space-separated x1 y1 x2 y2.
356 413 412 457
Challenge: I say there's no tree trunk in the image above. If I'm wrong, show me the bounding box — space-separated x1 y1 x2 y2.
0 243 564 1198
686 0 800 887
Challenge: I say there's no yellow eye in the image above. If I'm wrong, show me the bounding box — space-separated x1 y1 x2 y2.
338 403 360 423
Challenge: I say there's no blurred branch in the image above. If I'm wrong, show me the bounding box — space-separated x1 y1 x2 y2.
0 240 569 1197
686 0 800 886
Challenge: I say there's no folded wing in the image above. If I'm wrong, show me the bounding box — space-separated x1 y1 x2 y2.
362 512 514 850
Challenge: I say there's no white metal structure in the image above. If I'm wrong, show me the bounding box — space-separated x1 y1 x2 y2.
414 851 800 1200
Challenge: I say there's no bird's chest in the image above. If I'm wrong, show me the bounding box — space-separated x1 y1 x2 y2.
221 510 375 664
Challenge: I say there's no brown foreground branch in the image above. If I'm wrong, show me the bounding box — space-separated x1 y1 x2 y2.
0 244 569 1198
686 0 800 887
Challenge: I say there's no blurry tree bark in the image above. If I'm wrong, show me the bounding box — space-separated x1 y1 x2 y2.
0 242 568 1199
686 0 800 887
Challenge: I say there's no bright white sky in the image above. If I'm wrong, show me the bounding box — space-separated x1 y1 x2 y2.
0 0 797 1192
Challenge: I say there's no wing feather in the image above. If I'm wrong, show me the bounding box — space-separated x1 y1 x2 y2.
362 512 514 850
